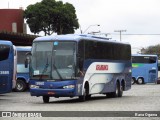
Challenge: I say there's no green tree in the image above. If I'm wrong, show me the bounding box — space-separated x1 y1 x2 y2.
24 0 79 35
143 44 160 59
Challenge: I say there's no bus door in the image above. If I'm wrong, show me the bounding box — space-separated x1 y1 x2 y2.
148 69 157 83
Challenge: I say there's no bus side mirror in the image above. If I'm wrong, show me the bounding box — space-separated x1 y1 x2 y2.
25 59 28 68
25 52 31 68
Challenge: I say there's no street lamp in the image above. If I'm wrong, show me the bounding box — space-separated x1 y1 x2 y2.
114 30 126 41
83 24 100 34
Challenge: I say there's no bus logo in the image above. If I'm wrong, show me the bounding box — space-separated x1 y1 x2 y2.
96 65 108 70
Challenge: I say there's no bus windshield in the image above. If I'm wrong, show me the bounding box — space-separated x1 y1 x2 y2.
17 51 29 73
0 45 10 61
30 41 76 80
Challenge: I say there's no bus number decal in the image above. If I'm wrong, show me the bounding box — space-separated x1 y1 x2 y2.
0 71 9 74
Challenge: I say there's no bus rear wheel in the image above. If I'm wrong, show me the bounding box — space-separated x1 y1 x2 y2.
137 78 144 84
43 96 50 103
115 82 123 97
107 82 123 98
132 78 135 85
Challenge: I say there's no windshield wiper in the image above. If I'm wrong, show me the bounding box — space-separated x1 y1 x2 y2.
52 63 63 80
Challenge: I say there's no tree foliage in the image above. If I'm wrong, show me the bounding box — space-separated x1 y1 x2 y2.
24 0 79 35
143 44 160 58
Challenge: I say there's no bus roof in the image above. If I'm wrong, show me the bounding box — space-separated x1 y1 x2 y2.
16 46 31 51
0 40 13 46
33 34 130 45
132 54 158 57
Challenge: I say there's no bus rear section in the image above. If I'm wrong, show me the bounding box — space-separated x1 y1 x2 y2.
0 40 14 94
15 46 31 92
28 34 132 103
132 54 158 84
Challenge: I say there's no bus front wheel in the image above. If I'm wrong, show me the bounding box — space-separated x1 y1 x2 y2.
15 79 27 92
43 96 50 103
79 88 86 102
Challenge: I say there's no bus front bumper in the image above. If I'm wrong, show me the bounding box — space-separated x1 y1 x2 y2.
30 88 76 97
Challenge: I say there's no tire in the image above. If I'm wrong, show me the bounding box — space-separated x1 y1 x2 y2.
79 88 86 102
137 78 144 84
15 80 27 92
43 96 50 103
107 82 122 98
86 95 91 100
115 82 119 97
132 78 135 85
118 84 123 97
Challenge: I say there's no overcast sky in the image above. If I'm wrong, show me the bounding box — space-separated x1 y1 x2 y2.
0 0 160 53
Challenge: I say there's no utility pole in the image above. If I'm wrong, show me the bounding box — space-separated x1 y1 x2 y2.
114 30 126 41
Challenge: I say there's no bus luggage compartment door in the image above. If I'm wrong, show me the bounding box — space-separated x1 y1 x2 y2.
148 69 156 83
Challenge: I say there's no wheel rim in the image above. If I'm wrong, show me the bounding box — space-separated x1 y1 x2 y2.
116 84 118 96
138 78 143 84
16 83 23 90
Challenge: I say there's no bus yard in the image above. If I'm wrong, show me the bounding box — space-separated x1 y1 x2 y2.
1 34 160 120
0 84 160 117
1 1 160 119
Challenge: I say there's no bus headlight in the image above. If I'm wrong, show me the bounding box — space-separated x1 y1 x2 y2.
30 85 39 89
63 85 75 89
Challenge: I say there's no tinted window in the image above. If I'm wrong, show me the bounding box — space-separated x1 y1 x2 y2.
82 40 131 60
0 45 10 61
132 56 157 63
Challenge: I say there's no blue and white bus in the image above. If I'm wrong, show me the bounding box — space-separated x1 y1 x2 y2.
132 54 158 84
0 40 15 94
15 46 31 92
28 34 132 103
